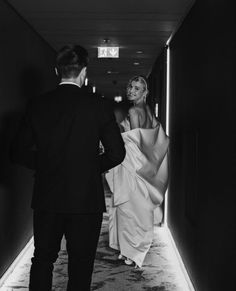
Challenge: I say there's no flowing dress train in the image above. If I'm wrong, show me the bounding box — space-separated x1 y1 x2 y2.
106 120 169 267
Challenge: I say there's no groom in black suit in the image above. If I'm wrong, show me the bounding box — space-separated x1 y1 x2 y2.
11 44 125 290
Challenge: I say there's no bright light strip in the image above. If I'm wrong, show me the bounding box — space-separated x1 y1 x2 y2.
92 86 96 93
155 103 159 117
166 46 170 136
0 237 34 287
85 78 88 86
165 227 195 291
163 46 170 226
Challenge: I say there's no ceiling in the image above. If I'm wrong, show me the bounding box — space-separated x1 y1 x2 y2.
7 0 195 99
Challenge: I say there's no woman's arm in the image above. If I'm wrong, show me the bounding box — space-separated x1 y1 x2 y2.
129 107 140 129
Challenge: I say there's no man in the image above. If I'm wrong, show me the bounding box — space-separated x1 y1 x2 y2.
11 45 125 290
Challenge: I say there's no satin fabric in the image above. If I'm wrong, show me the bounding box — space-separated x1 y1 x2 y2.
106 121 169 267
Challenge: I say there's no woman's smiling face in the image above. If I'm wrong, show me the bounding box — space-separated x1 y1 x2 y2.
127 80 145 103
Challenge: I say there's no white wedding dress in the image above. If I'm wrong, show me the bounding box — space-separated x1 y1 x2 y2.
106 118 169 267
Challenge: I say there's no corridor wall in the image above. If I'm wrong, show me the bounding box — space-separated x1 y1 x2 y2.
0 1 57 278
162 0 235 290
148 48 166 129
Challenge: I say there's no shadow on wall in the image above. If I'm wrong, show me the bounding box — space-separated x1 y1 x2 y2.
0 111 31 211
0 65 45 277
4 64 46 190
0 64 45 204
19 66 45 102
0 111 34 276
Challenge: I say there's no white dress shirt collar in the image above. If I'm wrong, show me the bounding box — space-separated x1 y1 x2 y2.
59 81 81 88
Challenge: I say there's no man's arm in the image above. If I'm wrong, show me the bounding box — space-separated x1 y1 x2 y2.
99 101 126 173
9 102 37 170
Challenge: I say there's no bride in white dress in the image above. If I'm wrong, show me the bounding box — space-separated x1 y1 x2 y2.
106 75 169 268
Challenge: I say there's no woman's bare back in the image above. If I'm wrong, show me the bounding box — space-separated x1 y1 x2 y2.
128 105 158 129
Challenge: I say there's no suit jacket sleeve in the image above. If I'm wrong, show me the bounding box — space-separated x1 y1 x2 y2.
9 100 37 170
99 100 126 173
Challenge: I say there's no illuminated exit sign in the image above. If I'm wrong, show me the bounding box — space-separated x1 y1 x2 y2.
98 47 119 58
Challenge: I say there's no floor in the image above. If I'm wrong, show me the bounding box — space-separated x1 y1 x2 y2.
1 193 192 291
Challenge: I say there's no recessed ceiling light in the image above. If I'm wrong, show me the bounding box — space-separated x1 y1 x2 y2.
136 50 143 54
134 62 140 65
107 70 119 74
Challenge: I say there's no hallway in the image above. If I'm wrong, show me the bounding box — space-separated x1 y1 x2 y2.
0 1 235 290
1 192 191 291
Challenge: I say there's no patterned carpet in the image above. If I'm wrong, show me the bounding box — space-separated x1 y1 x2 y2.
1 193 190 290
91 217 183 291
48 193 189 291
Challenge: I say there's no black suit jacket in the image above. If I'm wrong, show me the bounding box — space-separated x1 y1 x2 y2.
11 84 125 213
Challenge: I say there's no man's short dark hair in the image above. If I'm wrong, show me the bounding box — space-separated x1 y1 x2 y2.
56 45 89 79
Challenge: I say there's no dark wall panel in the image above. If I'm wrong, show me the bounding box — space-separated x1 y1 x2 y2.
148 49 167 128
166 0 235 290
0 1 57 278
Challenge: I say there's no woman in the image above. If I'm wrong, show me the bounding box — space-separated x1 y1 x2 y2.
106 75 169 268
